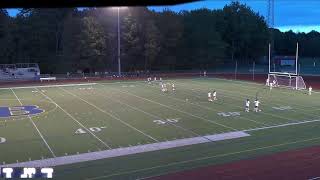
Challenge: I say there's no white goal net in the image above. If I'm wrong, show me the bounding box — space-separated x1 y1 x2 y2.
268 73 306 90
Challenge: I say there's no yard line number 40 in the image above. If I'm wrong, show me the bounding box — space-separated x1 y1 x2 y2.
75 127 106 134
153 118 180 125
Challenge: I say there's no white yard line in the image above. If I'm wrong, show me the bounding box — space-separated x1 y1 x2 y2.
94 88 213 141
99 84 237 131
244 119 320 132
59 87 159 142
10 88 56 157
0 131 249 168
36 88 112 149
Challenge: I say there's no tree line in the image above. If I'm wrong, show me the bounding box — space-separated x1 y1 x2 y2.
0 2 319 74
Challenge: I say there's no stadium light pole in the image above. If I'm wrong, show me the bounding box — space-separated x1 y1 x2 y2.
112 7 127 77
116 7 120 77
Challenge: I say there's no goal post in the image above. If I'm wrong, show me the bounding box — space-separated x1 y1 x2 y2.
268 73 306 90
268 42 306 90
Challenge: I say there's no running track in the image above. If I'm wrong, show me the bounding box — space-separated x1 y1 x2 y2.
150 145 320 180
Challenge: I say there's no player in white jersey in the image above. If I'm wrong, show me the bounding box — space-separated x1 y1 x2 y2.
161 83 165 92
272 80 277 87
309 86 312 95
163 84 168 92
212 90 217 101
269 82 273 90
172 83 175 91
254 99 260 112
154 77 157 81
245 99 250 112
208 92 213 102
266 78 269 86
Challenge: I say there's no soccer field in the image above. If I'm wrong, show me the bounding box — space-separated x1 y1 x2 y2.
1 78 320 179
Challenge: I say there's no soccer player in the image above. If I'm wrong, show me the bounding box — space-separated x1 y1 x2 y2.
245 99 250 112
266 78 269 86
161 83 165 92
172 83 175 91
163 83 168 92
269 82 273 90
154 77 157 81
208 92 213 102
254 98 260 112
272 80 277 87
309 86 312 95
212 90 217 101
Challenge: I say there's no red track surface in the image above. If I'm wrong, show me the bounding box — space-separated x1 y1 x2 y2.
151 145 320 180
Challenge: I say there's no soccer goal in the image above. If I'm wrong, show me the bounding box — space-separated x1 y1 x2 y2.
268 42 306 90
268 73 306 90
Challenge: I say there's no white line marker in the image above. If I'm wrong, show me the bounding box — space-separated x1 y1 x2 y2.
244 119 320 132
36 88 111 149
103 84 237 131
96 91 204 141
10 88 56 158
60 87 158 142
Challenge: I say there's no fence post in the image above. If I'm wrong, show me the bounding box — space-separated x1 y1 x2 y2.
235 60 238 80
253 61 255 81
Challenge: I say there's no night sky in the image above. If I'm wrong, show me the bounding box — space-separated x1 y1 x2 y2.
6 0 320 33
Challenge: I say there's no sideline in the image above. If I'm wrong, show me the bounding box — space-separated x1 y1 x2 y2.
0 131 249 167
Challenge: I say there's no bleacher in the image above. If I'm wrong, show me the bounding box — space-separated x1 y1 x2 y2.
0 63 40 81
